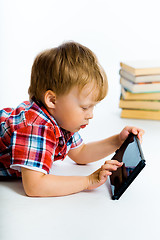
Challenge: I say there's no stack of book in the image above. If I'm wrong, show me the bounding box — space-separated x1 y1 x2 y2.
119 61 160 120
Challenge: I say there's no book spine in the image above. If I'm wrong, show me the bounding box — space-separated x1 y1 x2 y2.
121 109 160 120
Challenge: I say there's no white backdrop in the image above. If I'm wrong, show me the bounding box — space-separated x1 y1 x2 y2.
1 1 160 240
1 0 160 109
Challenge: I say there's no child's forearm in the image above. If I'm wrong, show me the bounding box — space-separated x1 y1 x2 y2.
38 175 89 197
69 134 121 164
69 126 144 165
22 168 89 197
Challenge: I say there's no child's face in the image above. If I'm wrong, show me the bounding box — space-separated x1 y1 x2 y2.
50 85 98 132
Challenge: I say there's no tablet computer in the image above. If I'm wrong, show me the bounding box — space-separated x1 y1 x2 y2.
109 133 146 200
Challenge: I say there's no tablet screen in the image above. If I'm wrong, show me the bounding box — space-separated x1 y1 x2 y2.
110 134 145 199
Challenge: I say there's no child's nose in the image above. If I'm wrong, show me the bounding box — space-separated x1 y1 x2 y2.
85 109 93 120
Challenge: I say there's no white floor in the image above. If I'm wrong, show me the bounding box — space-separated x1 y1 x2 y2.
1 90 160 240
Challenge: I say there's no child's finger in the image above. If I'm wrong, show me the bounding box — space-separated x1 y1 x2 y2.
137 129 145 143
104 160 123 167
101 163 120 172
99 170 112 181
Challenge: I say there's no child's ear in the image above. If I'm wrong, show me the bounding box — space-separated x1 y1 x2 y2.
44 90 56 109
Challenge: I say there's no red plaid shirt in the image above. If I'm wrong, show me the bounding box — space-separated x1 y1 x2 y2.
0 100 83 177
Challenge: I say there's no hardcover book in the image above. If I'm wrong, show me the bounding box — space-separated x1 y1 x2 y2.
120 69 160 83
121 109 160 120
121 87 160 100
120 61 160 76
119 96 160 110
120 77 160 93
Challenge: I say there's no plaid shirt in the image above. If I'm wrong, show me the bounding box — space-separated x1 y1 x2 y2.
0 100 83 177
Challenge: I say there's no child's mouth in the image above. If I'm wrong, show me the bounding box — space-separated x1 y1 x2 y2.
80 124 87 129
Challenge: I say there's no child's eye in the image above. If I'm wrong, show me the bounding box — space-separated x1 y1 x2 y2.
81 107 88 111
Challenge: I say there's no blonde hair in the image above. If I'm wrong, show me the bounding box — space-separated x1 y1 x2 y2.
28 41 108 102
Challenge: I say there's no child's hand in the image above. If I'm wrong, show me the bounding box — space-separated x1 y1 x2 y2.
119 126 145 144
87 160 123 190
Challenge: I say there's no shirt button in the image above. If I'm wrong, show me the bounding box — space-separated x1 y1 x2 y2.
59 139 64 146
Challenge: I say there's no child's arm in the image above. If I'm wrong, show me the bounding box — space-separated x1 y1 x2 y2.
68 134 121 164
21 160 122 197
68 126 144 164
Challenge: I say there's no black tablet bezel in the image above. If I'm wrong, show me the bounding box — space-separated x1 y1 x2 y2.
109 133 146 200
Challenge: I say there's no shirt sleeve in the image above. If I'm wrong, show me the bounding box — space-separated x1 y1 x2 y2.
70 132 83 149
10 124 57 174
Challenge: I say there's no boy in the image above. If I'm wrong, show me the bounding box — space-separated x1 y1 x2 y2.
0 42 144 197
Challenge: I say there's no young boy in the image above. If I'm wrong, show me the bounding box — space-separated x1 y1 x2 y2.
0 42 144 197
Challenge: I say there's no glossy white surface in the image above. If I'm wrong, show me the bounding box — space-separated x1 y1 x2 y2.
1 98 160 240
